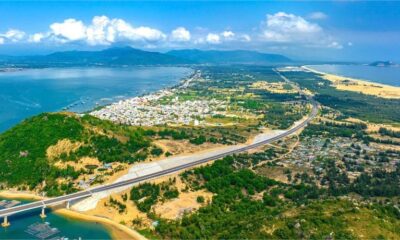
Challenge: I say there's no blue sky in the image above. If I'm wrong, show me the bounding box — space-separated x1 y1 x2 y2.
0 1 399 61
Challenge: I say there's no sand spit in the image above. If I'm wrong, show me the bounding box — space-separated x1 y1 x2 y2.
303 66 400 99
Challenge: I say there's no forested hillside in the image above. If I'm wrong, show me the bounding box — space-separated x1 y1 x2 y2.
0 113 152 195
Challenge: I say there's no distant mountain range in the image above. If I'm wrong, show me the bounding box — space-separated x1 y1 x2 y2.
166 49 291 64
0 47 189 67
0 47 291 67
369 61 398 67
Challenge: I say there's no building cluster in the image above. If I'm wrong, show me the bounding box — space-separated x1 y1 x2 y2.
280 136 399 179
91 92 225 126
91 71 226 127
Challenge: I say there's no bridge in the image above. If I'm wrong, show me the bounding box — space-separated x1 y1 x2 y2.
0 70 319 227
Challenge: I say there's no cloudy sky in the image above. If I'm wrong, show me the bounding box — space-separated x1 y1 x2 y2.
0 1 399 61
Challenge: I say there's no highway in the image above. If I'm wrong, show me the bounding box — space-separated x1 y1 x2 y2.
0 70 319 218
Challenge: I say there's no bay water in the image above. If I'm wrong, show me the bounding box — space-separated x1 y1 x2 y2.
0 66 192 239
0 67 192 132
308 64 400 87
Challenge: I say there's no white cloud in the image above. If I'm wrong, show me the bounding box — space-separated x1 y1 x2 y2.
240 34 251 42
86 15 112 45
28 33 45 43
308 12 328 20
0 29 26 42
328 41 343 49
0 13 343 51
347 42 353 46
50 18 87 42
197 31 238 45
206 33 221 44
262 12 322 42
111 19 166 42
134 26 165 41
193 37 205 45
261 12 343 49
170 27 191 42
221 30 235 39
43 16 166 45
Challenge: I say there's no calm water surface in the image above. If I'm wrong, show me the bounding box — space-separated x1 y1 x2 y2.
0 198 111 239
308 64 400 87
0 67 192 132
0 66 191 239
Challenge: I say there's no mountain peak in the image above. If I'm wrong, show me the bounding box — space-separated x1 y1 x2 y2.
0 47 291 67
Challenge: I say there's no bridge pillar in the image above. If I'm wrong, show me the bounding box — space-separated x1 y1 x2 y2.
1 216 10 227
40 207 46 219
66 201 70 209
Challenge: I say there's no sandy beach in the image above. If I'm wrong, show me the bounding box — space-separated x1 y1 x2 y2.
0 190 42 201
0 128 285 239
303 66 400 99
54 208 146 240
0 190 145 240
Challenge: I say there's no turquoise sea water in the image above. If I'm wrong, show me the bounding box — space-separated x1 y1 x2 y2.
0 198 111 239
0 66 191 239
308 64 400 87
0 67 192 132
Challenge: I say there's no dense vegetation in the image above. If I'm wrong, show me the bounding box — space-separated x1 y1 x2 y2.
144 101 400 238
0 65 311 195
317 159 400 198
130 178 179 212
0 113 153 194
153 153 400 239
281 71 400 124
144 126 248 145
379 127 400 138
0 114 84 189
301 121 367 139
302 120 400 146
195 66 309 129
1 47 191 67
1 48 292 68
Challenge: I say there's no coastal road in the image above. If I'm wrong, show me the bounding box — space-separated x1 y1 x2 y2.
0 70 319 218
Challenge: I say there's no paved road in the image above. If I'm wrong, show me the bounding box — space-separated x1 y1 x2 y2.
0 70 319 218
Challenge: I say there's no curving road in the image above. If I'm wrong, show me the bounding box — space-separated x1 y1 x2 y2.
0 70 319 218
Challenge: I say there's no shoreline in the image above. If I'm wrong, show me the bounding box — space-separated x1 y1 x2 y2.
0 190 42 201
0 66 194 134
0 67 302 238
0 70 197 239
303 65 400 99
0 190 145 240
54 208 146 240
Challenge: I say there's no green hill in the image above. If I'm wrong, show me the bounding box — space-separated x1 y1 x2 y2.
0 47 291 67
42 47 191 65
0 113 152 195
0 47 191 67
